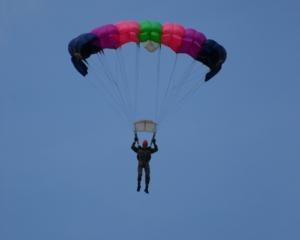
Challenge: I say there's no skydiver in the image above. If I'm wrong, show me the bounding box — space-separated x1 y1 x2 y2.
131 136 158 194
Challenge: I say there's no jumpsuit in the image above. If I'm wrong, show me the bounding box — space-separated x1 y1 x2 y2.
131 142 158 188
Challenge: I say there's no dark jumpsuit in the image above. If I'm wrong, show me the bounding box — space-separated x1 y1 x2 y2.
131 142 158 187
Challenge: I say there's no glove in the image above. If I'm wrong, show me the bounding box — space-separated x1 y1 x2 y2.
134 137 138 142
152 138 156 144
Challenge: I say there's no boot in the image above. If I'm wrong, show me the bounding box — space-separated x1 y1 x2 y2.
145 176 150 194
137 184 141 192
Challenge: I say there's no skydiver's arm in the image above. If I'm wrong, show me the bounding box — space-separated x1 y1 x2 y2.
131 142 139 153
150 142 158 153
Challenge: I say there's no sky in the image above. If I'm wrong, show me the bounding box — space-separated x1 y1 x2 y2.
0 0 300 239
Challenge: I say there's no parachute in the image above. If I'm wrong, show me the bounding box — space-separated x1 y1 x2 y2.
68 20 226 136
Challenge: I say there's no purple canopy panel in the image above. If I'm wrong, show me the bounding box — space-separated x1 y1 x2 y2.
91 24 120 49
178 29 206 59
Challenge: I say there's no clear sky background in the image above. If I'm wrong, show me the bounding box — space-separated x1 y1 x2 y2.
0 0 300 239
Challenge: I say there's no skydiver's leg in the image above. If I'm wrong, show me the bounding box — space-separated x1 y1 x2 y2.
137 164 143 192
144 164 150 194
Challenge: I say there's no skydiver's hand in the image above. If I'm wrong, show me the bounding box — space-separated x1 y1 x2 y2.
152 138 156 144
134 137 138 142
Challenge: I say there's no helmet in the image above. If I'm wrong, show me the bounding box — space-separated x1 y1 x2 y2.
142 140 148 147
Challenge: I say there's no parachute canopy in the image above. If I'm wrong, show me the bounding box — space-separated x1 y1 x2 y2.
68 20 226 81
68 20 227 132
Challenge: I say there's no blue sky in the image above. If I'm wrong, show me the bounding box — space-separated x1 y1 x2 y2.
0 0 300 239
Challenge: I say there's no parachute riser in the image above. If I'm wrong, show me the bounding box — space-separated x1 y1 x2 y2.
134 131 139 145
134 131 156 146
150 132 156 147
133 120 157 146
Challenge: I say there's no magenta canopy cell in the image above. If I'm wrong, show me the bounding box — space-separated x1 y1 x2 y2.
178 29 207 59
91 24 120 49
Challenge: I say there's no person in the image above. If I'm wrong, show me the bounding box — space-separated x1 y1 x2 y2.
131 136 158 193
